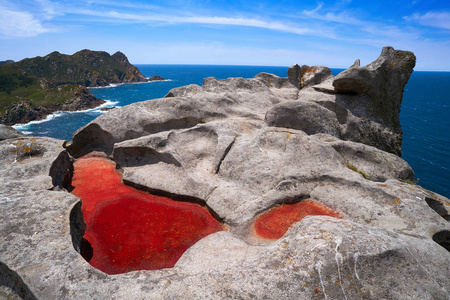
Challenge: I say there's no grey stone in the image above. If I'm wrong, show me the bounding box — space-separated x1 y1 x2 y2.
265 100 341 137
0 124 27 141
295 47 416 156
312 134 415 182
333 46 416 152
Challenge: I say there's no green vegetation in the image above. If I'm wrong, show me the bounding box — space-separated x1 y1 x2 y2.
0 65 35 94
14 50 138 87
402 178 418 185
0 64 84 115
344 161 371 180
0 50 144 124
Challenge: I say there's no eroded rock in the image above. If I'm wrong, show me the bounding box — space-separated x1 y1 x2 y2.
0 125 26 141
265 100 341 137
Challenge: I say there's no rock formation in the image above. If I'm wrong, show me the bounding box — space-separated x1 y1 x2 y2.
148 75 165 81
0 124 26 140
1 47 449 299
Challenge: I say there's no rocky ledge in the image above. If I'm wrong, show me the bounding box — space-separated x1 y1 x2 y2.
1 47 449 299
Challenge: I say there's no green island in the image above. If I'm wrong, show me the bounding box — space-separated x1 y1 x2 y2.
0 50 149 125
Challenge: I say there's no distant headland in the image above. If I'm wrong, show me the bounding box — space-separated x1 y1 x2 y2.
0 50 163 125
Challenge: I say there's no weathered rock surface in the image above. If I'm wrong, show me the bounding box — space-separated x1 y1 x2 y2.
332 47 416 155
265 100 341 137
1 47 449 299
0 124 26 140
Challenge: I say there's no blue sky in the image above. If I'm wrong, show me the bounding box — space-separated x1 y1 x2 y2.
0 0 449 70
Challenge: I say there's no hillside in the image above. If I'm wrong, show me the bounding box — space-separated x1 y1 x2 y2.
15 50 148 87
0 50 149 125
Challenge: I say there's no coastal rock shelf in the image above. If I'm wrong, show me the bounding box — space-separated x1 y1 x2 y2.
1 47 449 299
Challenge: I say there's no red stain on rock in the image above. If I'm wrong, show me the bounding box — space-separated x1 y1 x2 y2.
253 200 343 240
72 156 224 274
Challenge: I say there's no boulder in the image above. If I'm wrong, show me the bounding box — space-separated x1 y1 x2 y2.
148 75 165 81
265 100 341 137
0 124 26 140
287 64 332 88
1 47 449 299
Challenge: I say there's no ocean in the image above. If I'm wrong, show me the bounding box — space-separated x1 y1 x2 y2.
12 65 450 199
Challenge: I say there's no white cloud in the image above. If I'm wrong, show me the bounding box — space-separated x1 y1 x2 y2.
35 0 63 20
404 11 450 30
73 8 322 37
302 3 364 26
0 6 49 37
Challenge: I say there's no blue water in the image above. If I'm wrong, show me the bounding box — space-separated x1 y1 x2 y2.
400 72 450 198
13 65 450 198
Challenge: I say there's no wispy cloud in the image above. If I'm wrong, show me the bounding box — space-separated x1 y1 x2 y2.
301 3 363 26
0 6 49 37
72 8 324 37
300 2 421 43
404 11 450 30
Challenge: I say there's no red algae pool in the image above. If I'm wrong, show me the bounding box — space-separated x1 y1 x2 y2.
71 156 224 275
252 200 343 240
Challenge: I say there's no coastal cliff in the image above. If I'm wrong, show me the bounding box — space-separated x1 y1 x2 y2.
0 47 449 299
0 50 151 125
15 50 148 87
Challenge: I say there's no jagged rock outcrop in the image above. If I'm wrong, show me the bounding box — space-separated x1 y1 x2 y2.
1 47 449 299
332 47 416 155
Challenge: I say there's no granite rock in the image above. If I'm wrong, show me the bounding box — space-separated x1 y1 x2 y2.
331 46 416 155
0 125 26 141
265 100 341 137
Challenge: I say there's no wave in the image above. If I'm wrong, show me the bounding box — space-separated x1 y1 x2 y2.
146 78 173 82
89 83 124 89
12 100 119 131
89 79 173 89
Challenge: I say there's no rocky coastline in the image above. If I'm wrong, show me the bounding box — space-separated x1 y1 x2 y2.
0 47 449 299
0 86 106 126
0 50 161 126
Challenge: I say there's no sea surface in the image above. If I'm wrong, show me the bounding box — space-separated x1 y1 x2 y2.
13 65 450 198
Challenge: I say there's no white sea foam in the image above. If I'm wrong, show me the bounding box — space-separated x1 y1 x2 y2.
12 100 119 132
89 83 124 89
88 79 172 89
146 78 173 82
12 113 59 131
